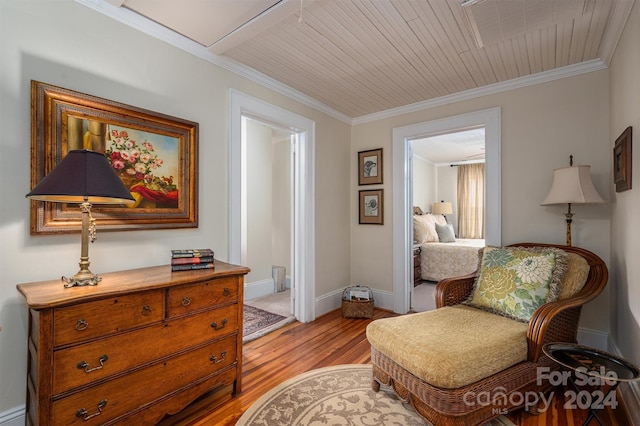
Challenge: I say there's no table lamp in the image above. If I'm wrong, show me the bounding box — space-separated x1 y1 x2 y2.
432 201 453 223
541 155 604 246
26 150 135 287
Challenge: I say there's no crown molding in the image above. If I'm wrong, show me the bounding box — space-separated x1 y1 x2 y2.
352 59 608 125
74 0 352 124
75 0 609 127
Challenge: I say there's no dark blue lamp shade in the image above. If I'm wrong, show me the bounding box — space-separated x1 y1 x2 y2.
26 150 135 204
26 150 135 287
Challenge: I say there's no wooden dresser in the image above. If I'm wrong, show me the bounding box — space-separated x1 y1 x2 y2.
16 260 249 425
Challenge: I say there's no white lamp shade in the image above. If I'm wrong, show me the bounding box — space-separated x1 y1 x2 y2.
541 165 604 205
432 201 453 215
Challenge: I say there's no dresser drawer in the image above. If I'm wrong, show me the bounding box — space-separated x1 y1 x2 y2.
53 303 239 394
53 291 164 347
167 277 238 317
52 335 238 425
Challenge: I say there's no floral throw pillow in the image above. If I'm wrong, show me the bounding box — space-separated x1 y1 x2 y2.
464 246 567 322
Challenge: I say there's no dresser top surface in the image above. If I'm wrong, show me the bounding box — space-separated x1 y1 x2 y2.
16 260 250 309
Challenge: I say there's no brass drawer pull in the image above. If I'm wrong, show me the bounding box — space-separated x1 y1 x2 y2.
76 399 107 421
210 318 228 330
223 288 230 297
75 319 88 331
182 296 191 307
77 354 109 373
209 350 227 364
141 305 152 316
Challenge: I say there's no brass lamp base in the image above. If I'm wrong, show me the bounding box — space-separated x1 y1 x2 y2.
62 201 101 288
62 273 102 288
565 203 574 247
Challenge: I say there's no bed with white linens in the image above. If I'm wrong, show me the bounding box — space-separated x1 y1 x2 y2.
413 212 485 282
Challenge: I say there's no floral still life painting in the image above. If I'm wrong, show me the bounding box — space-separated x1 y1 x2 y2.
30 80 198 234
105 127 179 209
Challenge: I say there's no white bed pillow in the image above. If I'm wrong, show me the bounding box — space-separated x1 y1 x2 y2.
413 214 439 243
433 214 447 227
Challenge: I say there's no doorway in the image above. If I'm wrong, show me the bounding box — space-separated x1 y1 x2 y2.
410 128 486 311
229 90 316 323
242 117 295 315
392 107 502 314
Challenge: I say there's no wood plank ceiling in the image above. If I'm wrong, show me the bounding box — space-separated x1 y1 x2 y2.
99 0 634 119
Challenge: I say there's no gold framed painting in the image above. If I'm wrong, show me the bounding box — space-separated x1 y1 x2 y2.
30 80 198 234
613 126 632 193
359 189 383 225
358 148 382 185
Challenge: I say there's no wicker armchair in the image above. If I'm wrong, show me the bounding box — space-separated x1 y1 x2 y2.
369 243 608 426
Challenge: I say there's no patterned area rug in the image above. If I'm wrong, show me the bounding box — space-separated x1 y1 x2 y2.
243 305 295 343
236 364 516 426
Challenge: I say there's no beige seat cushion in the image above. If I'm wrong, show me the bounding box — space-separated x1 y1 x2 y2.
366 305 528 389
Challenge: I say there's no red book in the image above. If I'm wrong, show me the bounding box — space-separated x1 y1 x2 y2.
171 256 214 265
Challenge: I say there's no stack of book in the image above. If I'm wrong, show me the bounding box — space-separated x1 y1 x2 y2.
171 248 215 272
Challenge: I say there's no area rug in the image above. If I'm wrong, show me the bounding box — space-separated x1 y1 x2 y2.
235 364 515 425
243 305 296 344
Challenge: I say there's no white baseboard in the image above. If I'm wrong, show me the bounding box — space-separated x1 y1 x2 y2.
609 338 640 425
0 405 24 426
620 381 640 426
245 277 292 301
371 289 393 311
244 278 275 300
314 287 393 318
576 326 609 350
315 288 343 317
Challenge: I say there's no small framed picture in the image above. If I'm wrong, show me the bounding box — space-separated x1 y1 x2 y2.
613 126 632 192
359 189 383 225
358 148 383 185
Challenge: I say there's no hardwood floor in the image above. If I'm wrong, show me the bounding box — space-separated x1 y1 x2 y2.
161 308 631 426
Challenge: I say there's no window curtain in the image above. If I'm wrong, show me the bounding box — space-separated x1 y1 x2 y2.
457 163 485 239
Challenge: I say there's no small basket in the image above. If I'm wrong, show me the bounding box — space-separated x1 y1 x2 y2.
341 285 374 319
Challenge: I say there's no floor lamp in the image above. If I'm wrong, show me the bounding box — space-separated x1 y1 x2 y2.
26 150 135 287
541 155 604 246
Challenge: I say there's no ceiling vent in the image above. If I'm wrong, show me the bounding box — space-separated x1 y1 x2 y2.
462 0 586 48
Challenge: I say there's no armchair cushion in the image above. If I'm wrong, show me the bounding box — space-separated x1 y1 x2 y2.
559 252 590 299
464 246 567 322
366 305 528 388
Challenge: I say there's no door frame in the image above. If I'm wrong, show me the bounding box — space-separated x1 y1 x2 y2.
392 107 502 313
229 90 316 322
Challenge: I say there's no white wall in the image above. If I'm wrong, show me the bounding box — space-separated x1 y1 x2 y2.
436 165 458 234
609 0 640 369
246 119 274 283
0 0 351 416
412 160 459 235
411 156 435 213
272 138 292 276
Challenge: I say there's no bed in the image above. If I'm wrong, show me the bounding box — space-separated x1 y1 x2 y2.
413 212 484 282
420 238 485 282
